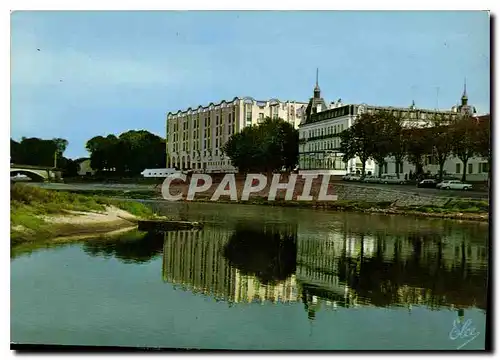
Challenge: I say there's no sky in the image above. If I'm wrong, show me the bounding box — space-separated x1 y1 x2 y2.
10 10 490 159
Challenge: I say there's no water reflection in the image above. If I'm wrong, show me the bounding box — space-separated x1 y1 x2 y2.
161 221 488 316
223 223 297 285
82 231 164 264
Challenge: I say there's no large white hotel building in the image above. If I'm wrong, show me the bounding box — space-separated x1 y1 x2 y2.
165 76 488 181
166 97 308 173
298 79 489 181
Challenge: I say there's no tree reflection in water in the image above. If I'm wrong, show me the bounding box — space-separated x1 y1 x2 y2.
223 223 297 285
82 231 164 264
333 231 488 310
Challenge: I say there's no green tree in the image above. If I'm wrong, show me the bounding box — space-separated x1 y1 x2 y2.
426 113 454 182
474 115 491 180
52 138 69 167
10 139 20 164
58 157 79 177
339 113 378 176
371 112 396 178
385 113 407 179
86 136 111 173
404 126 432 177
222 117 298 174
450 116 478 182
13 137 60 167
86 130 166 176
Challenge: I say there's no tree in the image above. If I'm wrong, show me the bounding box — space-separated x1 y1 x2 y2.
85 130 167 176
86 136 110 173
10 139 20 164
52 138 69 168
11 137 62 167
426 113 453 182
371 112 397 178
58 157 79 177
474 115 491 180
404 126 432 177
222 117 298 174
385 113 407 179
431 125 453 182
339 113 378 176
450 116 478 182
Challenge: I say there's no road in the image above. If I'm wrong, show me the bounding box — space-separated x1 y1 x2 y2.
341 181 489 200
20 180 489 200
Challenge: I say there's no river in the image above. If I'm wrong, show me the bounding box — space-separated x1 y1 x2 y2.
11 202 489 350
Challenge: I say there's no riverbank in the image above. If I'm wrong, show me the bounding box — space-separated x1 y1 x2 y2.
182 197 490 222
10 183 158 246
59 187 489 222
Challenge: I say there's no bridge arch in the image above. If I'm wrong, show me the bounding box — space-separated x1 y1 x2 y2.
11 169 48 182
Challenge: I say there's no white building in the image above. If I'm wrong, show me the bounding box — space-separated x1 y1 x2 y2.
166 97 308 173
298 74 376 176
77 159 96 176
298 77 489 181
373 87 489 182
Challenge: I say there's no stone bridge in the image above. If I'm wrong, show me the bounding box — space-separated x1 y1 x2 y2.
10 164 62 182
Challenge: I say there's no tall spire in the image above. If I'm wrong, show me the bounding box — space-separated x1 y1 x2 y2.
461 77 468 106
313 68 320 98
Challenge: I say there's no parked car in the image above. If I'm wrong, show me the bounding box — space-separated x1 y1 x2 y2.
379 175 406 184
380 175 406 185
437 180 473 190
362 175 380 183
417 179 437 188
343 174 361 181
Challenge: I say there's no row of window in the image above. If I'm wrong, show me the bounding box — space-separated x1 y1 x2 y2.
381 163 404 174
298 158 346 170
381 161 489 175
422 156 489 174
366 108 457 121
302 139 341 152
456 162 489 174
301 123 346 139
171 111 236 132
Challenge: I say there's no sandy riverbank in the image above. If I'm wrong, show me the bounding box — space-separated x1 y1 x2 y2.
13 205 142 243
10 184 159 246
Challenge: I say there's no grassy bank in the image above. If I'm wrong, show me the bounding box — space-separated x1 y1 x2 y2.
34 187 489 222
10 184 156 246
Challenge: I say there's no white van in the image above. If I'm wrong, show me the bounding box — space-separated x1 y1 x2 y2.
141 168 179 178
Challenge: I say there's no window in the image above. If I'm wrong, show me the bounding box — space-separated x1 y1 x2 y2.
468 163 473 174
259 113 264 120
456 163 461 174
481 162 489 173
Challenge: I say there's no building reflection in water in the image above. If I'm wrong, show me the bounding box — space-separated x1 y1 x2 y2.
162 224 300 305
161 220 488 317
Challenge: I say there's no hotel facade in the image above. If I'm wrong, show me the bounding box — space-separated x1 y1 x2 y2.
298 80 489 181
166 97 308 173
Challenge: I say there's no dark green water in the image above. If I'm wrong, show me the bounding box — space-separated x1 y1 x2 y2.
11 202 489 350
